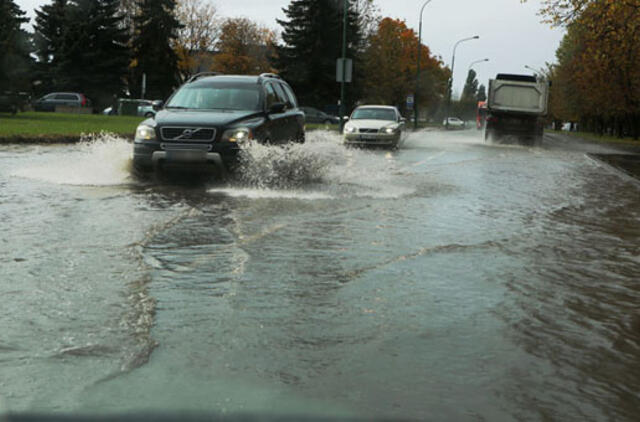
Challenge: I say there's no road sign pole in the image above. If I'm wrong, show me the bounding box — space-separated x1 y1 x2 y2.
339 0 348 132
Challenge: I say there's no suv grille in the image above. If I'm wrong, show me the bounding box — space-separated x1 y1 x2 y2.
359 128 379 134
161 127 216 142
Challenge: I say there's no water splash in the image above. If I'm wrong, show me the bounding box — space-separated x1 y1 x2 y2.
11 133 133 186
222 130 415 199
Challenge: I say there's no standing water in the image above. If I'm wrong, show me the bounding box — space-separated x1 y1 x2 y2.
0 130 639 420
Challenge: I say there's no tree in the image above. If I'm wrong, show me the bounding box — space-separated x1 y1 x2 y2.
455 69 479 119
539 0 640 138
131 0 183 99
460 69 479 103
361 18 449 117
476 84 486 102
33 0 68 91
174 0 221 78
0 0 32 92
60 0 129 105
354 0 380 40
32 0 129 105
118 0 138 37
276 0 363 108
214 18 276 74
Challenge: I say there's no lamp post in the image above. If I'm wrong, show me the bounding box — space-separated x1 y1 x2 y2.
414 0 434 130
468 58 489 72
445 35 479 129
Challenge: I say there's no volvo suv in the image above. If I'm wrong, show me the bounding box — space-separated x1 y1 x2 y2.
132 73 305 173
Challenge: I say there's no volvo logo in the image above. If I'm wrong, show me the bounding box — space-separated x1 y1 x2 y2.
180 129 195 139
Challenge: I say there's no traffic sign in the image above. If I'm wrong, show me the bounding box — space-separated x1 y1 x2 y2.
336 59 353 83
406 94 414 109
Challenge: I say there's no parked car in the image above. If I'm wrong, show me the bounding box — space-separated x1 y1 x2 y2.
133 72 305 174
32 92 91 112
300 106 339 125
343 105 406 149
443 117 466 129
138 101 156 118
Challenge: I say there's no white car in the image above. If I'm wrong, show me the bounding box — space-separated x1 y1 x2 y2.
443 117 466 129
343 105 406 149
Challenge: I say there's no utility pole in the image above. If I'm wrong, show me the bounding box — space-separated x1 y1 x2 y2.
414 0 434 130
339 0 348 132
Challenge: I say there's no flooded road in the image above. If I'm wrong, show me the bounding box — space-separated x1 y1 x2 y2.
1 130 639 420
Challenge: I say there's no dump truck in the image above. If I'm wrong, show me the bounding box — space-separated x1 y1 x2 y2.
484 74 549 145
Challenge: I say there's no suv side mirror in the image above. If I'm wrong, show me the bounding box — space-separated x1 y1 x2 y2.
269 102 286 114
152 100 164 111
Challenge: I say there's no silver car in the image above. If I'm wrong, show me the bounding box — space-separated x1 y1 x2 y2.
343 105 406 149
443 117 466 129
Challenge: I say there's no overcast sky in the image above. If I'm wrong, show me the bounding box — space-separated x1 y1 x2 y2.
15 0 564 96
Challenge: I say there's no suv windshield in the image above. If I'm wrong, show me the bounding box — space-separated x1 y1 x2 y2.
166 83 261 111
351 108 396 121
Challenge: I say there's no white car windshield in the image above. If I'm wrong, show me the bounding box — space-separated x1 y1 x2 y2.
351 108 396 121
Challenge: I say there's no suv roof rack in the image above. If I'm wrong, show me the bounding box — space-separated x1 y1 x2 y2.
258 73 282 82
186 72 223 83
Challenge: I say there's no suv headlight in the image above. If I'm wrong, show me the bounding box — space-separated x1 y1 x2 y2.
135 124 156 142
222 127 253 143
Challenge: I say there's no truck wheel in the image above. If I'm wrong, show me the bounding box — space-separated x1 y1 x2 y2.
484 130 492 142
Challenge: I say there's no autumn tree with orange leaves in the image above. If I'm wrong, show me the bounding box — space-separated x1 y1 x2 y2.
526 0 640 138
174 0 221 79
361 18 449 117
213 18 276 75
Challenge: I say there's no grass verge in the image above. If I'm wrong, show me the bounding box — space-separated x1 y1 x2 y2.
551 130 640 146
0 111 145 142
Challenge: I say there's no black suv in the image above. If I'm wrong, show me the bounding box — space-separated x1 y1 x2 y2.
133 73 305 173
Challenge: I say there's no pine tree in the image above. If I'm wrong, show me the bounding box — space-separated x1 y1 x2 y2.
0 0 33 92
58 0 129 105
275 0 362 108
131 0 183 100
33 0 68 91
33 0 129 105
460 69 479 103
476 84 486 102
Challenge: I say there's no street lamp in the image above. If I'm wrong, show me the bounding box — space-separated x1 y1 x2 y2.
524 65 545 76
468 58 489 72
414 0 434 130
446 35 479 129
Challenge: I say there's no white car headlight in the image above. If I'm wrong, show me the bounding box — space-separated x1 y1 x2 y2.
222 127 253 143
383 125 399 134
135 124 156 142
344 125 356 134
